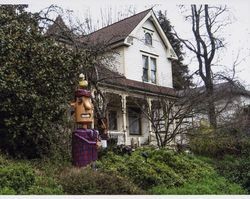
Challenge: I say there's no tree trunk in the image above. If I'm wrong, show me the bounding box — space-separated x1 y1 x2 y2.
206 83 217 128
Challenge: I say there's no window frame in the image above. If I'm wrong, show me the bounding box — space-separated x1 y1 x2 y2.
142 54 157 84
150 57 157 84
142 55 149 82
108 110 118 131
145 32 152 46
128 107 142 135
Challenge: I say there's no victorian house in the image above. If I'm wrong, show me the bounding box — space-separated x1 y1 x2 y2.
48 9 178 146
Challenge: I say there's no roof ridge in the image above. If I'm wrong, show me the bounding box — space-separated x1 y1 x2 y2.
85 8 152 37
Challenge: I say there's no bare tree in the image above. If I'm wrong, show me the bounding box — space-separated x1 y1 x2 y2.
128 86 203 148
173 5 237 128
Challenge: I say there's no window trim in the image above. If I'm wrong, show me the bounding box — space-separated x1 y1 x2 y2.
141 54 157 84
145 32 152 46
108 110 118 131
150 57 157 84
128 107 142 135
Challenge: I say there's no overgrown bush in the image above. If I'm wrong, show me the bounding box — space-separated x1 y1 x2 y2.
189 124 250 157
0 154 64 194
24 176 63 195
96 147 246 194
149 175 246 194
215 155 250 193
0 187 17 195
59 167 144 194
0 163 35 194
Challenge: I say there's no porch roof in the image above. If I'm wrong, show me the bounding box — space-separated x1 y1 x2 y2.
95 66 176 97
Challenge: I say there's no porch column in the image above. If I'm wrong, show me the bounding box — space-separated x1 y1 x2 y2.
121 94 128 145
147 98 153 144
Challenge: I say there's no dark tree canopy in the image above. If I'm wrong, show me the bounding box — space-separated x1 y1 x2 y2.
157 10 192 90
0 5 92 158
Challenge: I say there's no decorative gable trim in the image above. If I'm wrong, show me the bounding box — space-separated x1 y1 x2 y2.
127 10 178 60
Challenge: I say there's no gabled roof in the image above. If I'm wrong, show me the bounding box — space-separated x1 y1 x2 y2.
80 9 151 45
46 15 74 44
46 15 70 36
47 9 177 59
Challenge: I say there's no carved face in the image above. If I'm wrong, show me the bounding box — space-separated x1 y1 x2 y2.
75 96 94 124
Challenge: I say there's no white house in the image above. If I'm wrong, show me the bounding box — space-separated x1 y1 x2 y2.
80 9 178 146
48 9 178 146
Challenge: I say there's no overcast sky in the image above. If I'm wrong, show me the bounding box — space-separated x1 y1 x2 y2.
3 0 250 88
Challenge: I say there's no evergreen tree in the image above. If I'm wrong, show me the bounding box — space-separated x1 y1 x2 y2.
0 5 92 158
157 10 192 89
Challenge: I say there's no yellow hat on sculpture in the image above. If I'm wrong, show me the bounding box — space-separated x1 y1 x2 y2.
79 73 88 88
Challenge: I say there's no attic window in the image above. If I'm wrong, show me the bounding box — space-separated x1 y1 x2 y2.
145 32 152 45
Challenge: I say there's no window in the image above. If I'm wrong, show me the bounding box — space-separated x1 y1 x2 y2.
128 107 141 135
108 110 117 130
142 55 157 84
145 32 152 45
150 58 156 83
142 55 149 82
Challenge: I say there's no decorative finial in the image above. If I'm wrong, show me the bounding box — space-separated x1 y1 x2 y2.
79 73 88 88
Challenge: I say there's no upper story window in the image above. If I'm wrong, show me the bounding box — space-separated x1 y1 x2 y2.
142 55 157 84
142 55 149 82
145 32 152 46
150 58 156 84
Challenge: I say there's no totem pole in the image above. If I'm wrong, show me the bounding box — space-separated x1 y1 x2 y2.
70 74 99 167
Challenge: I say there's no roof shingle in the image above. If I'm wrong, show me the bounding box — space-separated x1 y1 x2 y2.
80 9 151 45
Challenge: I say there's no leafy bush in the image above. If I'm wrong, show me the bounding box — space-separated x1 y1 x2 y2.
0 187 17 195
96 147 246 194
189 124 250 157
149 175 246 194
59 167 144 194
0 154 64 195
215 155 250 193
24 176 63 195
0 163 35 193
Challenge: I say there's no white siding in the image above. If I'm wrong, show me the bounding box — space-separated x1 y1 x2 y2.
122 19 173 88
112 47 125 75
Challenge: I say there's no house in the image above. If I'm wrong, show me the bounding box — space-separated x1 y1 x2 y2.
48 9 179 146
190 81 250 126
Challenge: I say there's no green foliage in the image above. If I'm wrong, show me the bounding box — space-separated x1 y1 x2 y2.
0 163 35 193
0 5 90 158
158 10 192 89
149 175 246 195
24 176 63 195
189 125 250 157
215 155 250 193
0 153 64 194
0 187 17 195
96 147 246 194
59 167 144 194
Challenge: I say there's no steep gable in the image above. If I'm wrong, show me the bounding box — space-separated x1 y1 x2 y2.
80 9 151 45
129 10 177 60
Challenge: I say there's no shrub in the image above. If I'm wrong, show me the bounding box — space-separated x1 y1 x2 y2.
0 163 35 193
215 155 250 193
0 154 64 195
189 124 250 157
149 175 246 195
96 147 247 194
23 176 64 195
0 187 17 195
59 167 144 194
96 148 218 190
